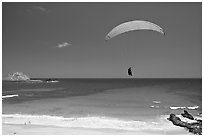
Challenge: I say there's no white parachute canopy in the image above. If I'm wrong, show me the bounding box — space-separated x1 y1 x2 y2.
105 20 165 40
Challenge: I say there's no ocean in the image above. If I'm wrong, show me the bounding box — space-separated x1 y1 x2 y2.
2 78 202 134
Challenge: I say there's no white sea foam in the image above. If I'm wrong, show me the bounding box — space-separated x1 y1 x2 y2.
2 114 181 131
46 80 59 83
150 105 160 108
169 106 186 110
2 94 19 99
152 101 161 104
187 106 199 110
169 105 200 110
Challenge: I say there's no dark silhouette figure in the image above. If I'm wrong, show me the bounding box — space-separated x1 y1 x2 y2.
128 67 133 76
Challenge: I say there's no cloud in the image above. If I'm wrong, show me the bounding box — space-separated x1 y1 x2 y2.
33 6 48 12
27 6 49 14
57 42 72 48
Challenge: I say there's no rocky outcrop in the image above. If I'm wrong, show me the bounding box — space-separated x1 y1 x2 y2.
5 72 44 83
181 110 194 120
7 72 30 81
167 110 202 135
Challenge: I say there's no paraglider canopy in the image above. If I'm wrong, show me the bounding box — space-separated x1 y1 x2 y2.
128 67 133 76
105 20 165 41
105 20 165 77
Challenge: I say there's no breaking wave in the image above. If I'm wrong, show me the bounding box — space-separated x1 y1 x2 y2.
169 106 200 110
2 94 19 100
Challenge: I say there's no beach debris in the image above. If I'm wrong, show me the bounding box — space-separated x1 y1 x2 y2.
152 100 161 104
169 106 186 110
181 110 194 120
167 110 202 135
187 106 199 110
105 20 165 41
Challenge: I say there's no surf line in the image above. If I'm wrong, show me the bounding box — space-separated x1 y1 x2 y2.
2 114 151 130
2 94 19 99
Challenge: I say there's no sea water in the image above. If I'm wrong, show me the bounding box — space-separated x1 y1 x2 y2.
2 78 202 134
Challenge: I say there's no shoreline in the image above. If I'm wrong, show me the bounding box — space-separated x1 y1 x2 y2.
2 113 198 135
3 123 190 135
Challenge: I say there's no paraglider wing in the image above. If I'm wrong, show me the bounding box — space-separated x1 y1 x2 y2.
105 20 164 40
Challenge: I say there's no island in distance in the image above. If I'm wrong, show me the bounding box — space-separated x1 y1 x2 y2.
3 72 59 83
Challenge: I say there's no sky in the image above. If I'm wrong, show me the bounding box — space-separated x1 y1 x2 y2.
2 2 202 78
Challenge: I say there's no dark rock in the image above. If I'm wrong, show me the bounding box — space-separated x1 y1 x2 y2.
196 119 202 124
167 110 202 135
181 110 194 120
167 114 189 127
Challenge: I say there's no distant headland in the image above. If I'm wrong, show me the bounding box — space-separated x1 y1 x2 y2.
3 72 59 83
3 72 43 83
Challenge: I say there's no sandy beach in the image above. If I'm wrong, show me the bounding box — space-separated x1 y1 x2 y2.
3 123 191 135
3 124 121 135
